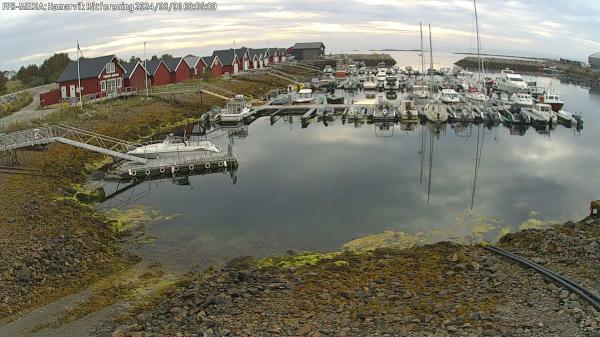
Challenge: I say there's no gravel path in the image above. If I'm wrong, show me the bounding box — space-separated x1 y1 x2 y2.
0 83 58 128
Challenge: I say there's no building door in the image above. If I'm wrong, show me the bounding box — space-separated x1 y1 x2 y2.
107 79 117 95
69 84 76 97
253 60 258 69
233 63 239 73
243 60 249 70
61 86 67 98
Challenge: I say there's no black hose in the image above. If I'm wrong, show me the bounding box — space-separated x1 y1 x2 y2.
485 245 600 311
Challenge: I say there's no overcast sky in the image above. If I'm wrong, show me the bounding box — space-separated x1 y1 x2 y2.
1 0 599 70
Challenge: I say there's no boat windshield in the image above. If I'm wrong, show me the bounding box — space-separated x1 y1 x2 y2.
509 77 524 82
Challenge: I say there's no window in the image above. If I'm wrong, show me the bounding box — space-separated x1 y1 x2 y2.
117 78 122 88
106 62 115 74
100 80 106 91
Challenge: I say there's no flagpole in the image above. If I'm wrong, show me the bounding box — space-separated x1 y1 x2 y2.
144 42 148 97
76 41 82 108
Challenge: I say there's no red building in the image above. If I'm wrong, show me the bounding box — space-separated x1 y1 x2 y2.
212 49 240 74
202 55 224 77
145 60 171 86
57 55 125 99
164 57 191 83
122 61 149 91
183 55 207 78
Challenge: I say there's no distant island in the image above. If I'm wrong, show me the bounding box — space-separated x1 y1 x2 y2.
368 49 423 52
454 52 554 61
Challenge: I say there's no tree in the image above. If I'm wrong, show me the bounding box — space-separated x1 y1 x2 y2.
39 53 70 83
160 53 173 60
16 64 42 86
150 55 159 61
129 56 141 64
0 71 7 94
203 68 212 80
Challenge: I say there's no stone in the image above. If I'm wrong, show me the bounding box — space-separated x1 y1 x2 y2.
17 265 31 282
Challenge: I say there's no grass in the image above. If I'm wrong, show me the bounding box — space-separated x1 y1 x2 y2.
0 91 32 118
3 80 29 95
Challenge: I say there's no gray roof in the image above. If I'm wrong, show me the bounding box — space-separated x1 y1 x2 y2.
234 47 249 60
57 55 117 82
163 57 185 71
590 52 600 59
122 61 147 79
145 60 166 75
202 56 216 67
292 42 325 50
212 49 238 65
249 48 268 59
183 55 200 69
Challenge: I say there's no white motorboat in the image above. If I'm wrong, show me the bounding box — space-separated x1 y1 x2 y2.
525 103 557 126
495 69 528 93
464 87 488 102
422 101 448 123
398 100 419 120
411 84 429 99
363 75 377 90
346 106 367 119
372 98 396 121
440 89 461 104
376 70 387 84
554 109 583 128
293 89 315 104
219 95 254 123
509 92 534 108
384 76 399 90
128 135 221 159
535 90 564 112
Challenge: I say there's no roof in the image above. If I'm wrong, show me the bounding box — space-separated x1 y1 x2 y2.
57 55 117 82
121 61 147 79
163 57 186 72
145 60 167 75
202 56 217 68
292 42 325 50
590 52 600 59
234 47 249 60
250 48 269 59
183 55 200 69
212 49 238 66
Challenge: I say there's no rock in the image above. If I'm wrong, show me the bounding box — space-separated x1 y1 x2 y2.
448 253 459 262
470 262 481 271
136 311 153 322
111 330 126 337
559 290 570 299
17 265 31 282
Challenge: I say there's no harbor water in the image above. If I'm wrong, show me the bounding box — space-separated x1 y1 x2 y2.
98 68 600 271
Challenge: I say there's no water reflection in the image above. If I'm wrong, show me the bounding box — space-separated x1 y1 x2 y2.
95 75 600 271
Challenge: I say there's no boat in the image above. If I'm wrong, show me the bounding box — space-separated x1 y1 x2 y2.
376 70 387 85
376 62 387 71
219 95 253 123
385 91 398 100
372 98 397 121
384 76 399 90
293 89 315 104
398 100 419 121
447 106 475 123
440 89 461 104
363 75 377 90
554 109 583 128
509 92 534 108
497 104 530 124
323 65 333 75
464 87 488 102
535 90 564 112
127 134 221 159
346 106 367 119
495 69 528 93
411 84 429 99
523 103 557 126
542 66 560 75
422 101 448 123
326 94 344 104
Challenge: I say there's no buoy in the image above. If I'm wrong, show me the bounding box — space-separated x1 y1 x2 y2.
130 169 137 176
159 167 165 173
189 164 195 171
217 161 224 167
145 169 151 176
205 163 211 169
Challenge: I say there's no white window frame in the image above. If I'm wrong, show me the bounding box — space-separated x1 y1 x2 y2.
117 78 122 88
106 63 115 74
100 80 106 91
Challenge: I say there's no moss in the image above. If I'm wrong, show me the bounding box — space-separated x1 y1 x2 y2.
102 205 177 233
333 260 350 268
256 252 343 268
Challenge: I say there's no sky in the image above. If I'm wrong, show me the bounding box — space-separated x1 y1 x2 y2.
1 0 599 70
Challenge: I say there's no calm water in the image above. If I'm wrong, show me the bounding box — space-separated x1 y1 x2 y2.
97 67 600 271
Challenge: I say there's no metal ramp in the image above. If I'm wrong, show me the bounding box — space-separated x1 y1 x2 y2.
0 125 147 163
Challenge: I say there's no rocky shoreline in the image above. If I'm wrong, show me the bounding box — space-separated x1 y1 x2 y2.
101 216 600 337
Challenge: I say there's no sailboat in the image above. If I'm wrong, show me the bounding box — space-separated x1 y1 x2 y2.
464 0 489 103
423 24 448 123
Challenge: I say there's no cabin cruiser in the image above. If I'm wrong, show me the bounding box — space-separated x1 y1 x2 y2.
398 100 419 121
384 76 399 90
363 75 377 90
440 89 461 104
127 134 221 159
293 89 315 104
523 103 557 126
447 106 475 123
422 101 448 123
346 106 368 120
495 69 528 93
509 92 534 108
220 95 253 123
535 90 564 112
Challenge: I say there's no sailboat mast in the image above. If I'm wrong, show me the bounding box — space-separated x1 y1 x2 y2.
474 0 482 82
428 24 434 94
420 22 425 77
